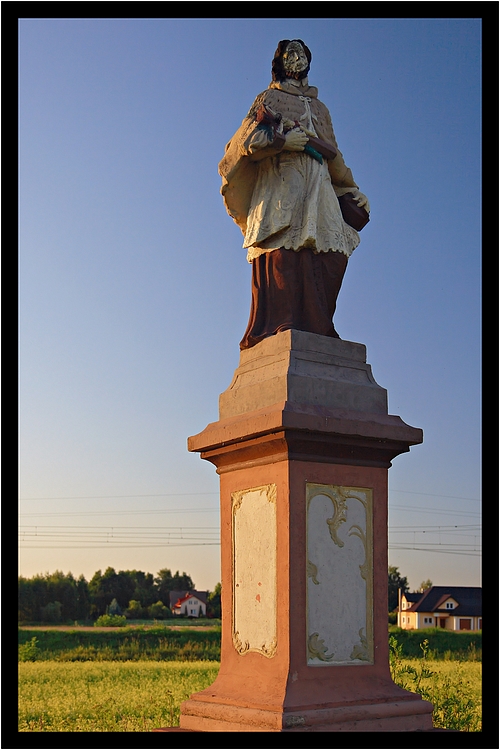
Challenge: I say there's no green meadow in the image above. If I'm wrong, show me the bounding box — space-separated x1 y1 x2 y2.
18 625 221 662
19 625 481 732
388 635 481 732
18 661 219 732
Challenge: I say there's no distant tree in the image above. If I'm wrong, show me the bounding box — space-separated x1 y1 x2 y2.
40 600 62 622
388 566 409 612
148 601 171 620
130 570 157 608
207 583 221 619
111 570 136 609
155 568 174 604
45 571 79 619
124 600 145 619
94 614 127 627
171 571 195 592
107 598 122 616
75 575 91 620
89 569 108 616
88 568 135 616
417 579 433 593
19 575 46 622
18 571 85 622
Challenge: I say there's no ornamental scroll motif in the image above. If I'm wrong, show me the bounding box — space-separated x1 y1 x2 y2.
306 483 373 666
232 484 277 659
307 632 335 662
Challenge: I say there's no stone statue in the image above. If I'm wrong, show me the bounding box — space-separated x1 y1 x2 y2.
219 40 370 350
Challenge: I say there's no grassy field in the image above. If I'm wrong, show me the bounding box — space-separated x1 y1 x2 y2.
18 661 219 732
389 635 481 731
18 658 481 732
391 658 482 731
18 624 480 662
18 624 221 662
388 626 482 660
18 625 482 732
19 660 481 732
19 618 221 629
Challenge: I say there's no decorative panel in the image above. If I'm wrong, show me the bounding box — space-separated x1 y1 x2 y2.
306 483 373 666
232 484 277 658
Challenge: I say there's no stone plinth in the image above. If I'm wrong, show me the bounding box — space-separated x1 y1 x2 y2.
219 330 388 418
180 331 433 732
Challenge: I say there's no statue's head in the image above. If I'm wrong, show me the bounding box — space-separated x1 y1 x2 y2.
272 39 311 82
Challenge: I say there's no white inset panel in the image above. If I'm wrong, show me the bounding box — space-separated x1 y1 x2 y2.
232 485 277 658
306 484 373 666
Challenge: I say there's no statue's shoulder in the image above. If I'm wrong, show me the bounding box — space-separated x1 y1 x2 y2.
246 89 275 118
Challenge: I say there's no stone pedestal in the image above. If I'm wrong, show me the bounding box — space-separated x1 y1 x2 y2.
180 331 434 731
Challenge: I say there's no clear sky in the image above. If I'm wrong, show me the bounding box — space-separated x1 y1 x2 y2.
19 17 481 594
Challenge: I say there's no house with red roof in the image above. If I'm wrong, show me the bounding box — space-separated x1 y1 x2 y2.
169 590 208 617
398 586 481 631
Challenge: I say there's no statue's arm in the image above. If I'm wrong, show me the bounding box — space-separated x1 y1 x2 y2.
243 121 308 161
243 125 286 160
233 90 310 162
318 105 370 213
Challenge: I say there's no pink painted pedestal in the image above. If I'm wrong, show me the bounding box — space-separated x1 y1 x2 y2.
178 332 434 732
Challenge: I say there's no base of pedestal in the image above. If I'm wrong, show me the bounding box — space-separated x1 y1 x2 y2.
153 728 457 732
178 695 434 732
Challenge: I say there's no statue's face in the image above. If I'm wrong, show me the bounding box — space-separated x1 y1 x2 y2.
282 42 308 75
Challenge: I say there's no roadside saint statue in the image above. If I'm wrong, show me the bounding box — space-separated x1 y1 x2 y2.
219 40 370 350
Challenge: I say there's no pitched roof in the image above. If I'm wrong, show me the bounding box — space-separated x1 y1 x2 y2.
403 592 421 603
406 586 481 616
169 590 208 608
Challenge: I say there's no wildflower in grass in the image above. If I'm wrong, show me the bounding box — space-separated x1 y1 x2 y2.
19 637 40 662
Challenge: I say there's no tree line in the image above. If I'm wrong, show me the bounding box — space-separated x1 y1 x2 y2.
18 567 221 623
19 564 418 623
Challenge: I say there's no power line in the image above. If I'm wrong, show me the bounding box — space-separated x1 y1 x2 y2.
389 545 480 557
389 505 479 518
19 522 480 556
18 542 220 550
389 489 480 502
19 525 220 530
19 507 220 518
389 524 480 530
20 525 480 533
18 503 480 519
19 542 481 557
390 529 480 536
19 489 480 502
19 492 219 501
389 542 481 548
19 533 220 540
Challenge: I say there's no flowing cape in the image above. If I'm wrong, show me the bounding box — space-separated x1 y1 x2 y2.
218 82 358 237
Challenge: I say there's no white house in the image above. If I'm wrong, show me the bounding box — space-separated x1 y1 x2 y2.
398 586 482 631
170 590 207 617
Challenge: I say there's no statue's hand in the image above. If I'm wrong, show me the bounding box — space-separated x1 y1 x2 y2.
283 128 308 151
351 189 370 214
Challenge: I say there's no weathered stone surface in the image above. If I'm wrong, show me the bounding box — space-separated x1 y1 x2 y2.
180 331 429 731
219 330 388 419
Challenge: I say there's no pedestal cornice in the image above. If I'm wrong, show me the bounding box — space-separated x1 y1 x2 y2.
188 400 423 471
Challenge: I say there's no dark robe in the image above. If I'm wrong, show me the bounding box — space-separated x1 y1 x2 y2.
240 247 347 350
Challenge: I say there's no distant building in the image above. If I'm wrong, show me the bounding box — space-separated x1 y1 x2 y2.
398 586 481 631
169 590 208 617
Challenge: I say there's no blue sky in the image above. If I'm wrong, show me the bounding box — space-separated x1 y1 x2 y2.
19 17 481 593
